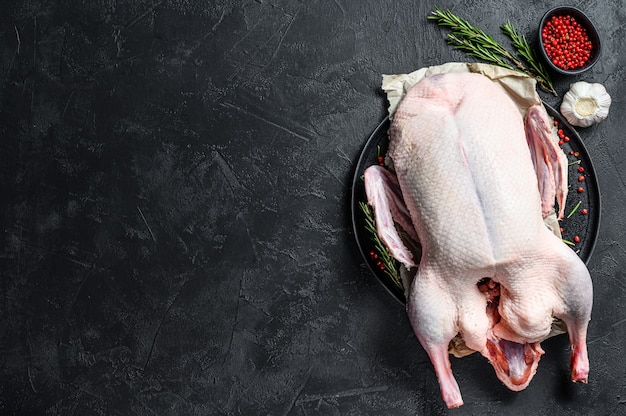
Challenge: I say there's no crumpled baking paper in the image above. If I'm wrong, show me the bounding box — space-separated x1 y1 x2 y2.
382 61 542 119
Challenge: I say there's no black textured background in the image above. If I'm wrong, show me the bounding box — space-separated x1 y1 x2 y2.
1 1 624 415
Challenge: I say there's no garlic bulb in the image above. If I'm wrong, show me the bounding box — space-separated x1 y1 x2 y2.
560 81 612 128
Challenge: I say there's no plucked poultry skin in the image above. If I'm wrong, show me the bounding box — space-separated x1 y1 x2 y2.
364 72 593 408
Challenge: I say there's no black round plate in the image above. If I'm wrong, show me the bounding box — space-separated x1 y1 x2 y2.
351 103 601 304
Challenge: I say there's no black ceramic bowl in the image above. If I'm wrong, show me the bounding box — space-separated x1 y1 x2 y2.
538 6 601 75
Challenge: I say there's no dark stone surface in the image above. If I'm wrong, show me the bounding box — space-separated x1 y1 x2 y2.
1 0 624 414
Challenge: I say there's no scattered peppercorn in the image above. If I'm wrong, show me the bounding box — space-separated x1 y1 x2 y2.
578 175 585 182
581 208 588 215
577 187 584 193
574 235 581 243
542 14 593 71
577 166 585 173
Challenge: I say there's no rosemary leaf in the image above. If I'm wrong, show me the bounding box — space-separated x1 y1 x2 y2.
567 201 582 218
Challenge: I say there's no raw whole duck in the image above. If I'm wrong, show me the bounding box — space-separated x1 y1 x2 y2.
364 72 593 408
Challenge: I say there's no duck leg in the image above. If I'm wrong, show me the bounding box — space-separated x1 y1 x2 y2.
551 243 593 383
407 267 463 408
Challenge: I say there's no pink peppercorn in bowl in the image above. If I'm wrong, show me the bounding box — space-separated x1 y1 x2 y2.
538 6 601 75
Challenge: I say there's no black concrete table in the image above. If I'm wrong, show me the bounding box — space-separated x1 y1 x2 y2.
1 1 624 414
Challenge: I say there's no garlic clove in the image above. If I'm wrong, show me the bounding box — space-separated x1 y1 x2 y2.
560 81 611 128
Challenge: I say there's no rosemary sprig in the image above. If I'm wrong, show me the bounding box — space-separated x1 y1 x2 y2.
428 8 515 67
359 201 402 291
501 21 556 95
446 33 514 70
428 7 557 96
